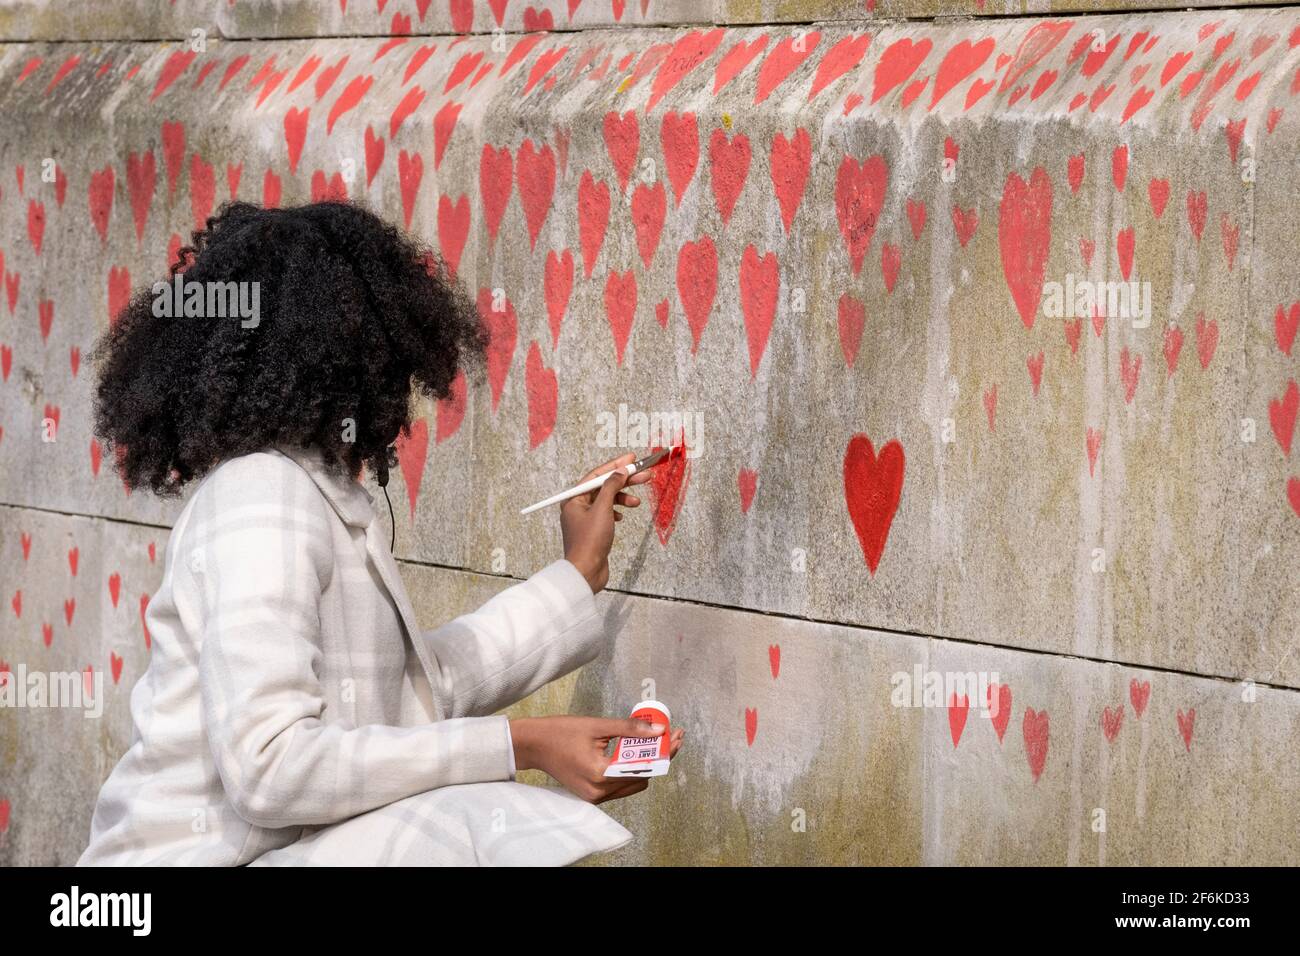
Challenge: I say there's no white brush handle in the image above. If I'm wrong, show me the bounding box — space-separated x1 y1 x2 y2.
519 464 635 515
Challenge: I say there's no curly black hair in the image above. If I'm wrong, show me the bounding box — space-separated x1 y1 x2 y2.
93 200 486 495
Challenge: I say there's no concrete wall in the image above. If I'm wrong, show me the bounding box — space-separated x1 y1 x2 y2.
2 0 1298 864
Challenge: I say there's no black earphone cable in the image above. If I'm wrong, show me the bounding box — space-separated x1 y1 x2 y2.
383 483 395 553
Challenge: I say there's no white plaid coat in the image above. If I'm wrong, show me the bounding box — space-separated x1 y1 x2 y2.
78 447 631 866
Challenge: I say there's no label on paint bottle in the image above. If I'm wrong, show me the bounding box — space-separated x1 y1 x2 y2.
604 700 672 778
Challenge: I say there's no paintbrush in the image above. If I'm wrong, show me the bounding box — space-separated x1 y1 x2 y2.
519 446 680 515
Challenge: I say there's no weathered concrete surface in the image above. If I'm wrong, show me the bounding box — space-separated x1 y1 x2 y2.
3 506 1296 865
2 3 1299 864
1 10 1298 679
0 1 1280 42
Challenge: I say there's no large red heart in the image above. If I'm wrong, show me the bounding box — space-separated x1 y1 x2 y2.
659 111 698 206
577 170 610 277
125 152 156 243
930 37 993 109
525 342 557 449
713 36 768 95
739 245 779 377
604 270 637 366
516 139 556 249
630 181 665 268
397 149 424 228
872 37 931 103
189 153 215 233
708 129 750 225
477 288 516 412
478 144 513 240
842 434 905 575
677 237 717 354
395 418 429 519
998 166 1053 330
770 128 810 233
88 165 115 244
544 249 574 348
809 33 872 102
602 110 639 193
435 371 466 445
835 154 888 276
649 30 723 112
282 106 306 175
647 441 690 545
327 74 373 134
754 32 820 104
436 193 468 276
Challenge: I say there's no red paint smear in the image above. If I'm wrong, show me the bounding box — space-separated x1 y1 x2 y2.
647 434 690 545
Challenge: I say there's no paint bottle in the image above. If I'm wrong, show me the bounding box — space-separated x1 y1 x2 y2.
604 700 672 778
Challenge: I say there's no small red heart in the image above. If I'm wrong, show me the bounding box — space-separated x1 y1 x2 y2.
1164 324 1184 376
738 468 759 515
1027 352 1044 396
1275 302 1300 356
108 572 122 608
1176 708 1196 751
110 652 124 685
1101 705 1124 742
988 682 1011 742
1269 380 1298 456
744 707 758 746
948 692 969 748
1129 678 1151 717
1086 427 1103 477
837 293 866 368
1022 707 1050 782
1196 315 1218 370
767 643 780 679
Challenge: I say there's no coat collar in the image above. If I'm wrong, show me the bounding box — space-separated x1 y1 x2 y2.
272 444 444 716
273 445 376 529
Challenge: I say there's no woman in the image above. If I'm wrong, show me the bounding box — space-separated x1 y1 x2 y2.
79 200 682 866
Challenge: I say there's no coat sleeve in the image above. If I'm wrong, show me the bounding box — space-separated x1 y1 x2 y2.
192 460 513 829
419 559 606 719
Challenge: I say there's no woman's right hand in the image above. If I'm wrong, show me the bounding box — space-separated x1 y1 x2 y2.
508 715 685 804
559 453 652 594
